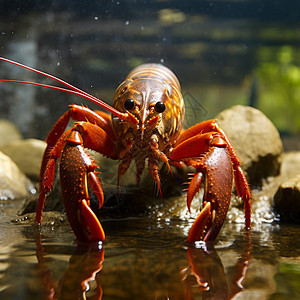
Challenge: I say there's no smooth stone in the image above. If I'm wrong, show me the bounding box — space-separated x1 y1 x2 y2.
0 151 29 200
0 119 23 147
0 138 46 180
216 105 283 187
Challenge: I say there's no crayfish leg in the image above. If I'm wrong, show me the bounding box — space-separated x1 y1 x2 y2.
234 166 251 230
36 129 72 224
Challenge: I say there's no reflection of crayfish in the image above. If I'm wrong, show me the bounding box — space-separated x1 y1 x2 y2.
35 236 251 300
184 239 251 300
35 232 104 300
0 57 251 243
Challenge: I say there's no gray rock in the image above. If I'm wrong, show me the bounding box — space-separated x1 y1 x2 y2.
0 138 46 180
0 151 29 200
0 119 22 147
216 105 283 187
274 175 300 223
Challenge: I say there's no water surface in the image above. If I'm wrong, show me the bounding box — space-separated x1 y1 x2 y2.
1 198 299 299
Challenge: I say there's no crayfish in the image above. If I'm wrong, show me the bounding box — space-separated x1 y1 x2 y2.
0 57 251 244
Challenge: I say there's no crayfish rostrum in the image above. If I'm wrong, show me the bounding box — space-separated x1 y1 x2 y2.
0 57 251 243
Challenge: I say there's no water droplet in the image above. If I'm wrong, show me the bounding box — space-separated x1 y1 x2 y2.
57 62 60 66
160 58 164 63
94 16 99 21
194 241 207 250
125 20 129 25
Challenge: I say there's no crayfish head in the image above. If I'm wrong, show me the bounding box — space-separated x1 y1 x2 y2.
111 79 169 138
111 63 185 150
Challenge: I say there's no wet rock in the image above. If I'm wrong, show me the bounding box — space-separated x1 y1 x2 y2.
227 151 300 224
0 119 23 147
279 151 300 176
216 105 283 187
12 211 67 225
274 175 300 223
0 138 46 180
0 150 29 200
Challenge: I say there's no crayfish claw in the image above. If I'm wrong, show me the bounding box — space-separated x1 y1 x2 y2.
187 172 203 213
59 132 106 243
80 200 105 242
188 146 233 243
187 202 212 243
88 172 104 209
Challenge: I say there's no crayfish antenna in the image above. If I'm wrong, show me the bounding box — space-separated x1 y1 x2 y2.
0 57 129 121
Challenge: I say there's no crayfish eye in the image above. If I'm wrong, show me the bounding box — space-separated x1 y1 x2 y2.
124 98 135 111
154 101 166 113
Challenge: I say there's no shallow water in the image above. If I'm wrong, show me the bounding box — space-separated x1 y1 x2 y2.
1 198 299 300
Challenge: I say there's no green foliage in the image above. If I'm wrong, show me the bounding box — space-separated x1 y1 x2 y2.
270 262 300 299
255 46 300 134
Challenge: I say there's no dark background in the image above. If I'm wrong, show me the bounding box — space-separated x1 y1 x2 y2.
0 0 299 141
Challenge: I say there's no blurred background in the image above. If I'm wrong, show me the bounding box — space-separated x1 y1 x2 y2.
0 0 299 149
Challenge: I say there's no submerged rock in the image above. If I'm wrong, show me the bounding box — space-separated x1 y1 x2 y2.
0 151 29 200
274 175 300 224
216 105 283 187
0 138 46 180
0 119 22 147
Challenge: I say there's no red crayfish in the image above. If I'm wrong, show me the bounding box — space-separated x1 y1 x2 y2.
0 57 251 243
